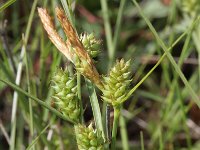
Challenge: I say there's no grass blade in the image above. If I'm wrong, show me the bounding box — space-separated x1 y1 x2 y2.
140 131 145 150
131 0 200 107
0 78 75 124
120 112 129 150
112 0 126 63
23 34 35 149
0 0 16 12
100 0 113 60
26 124 50 150
123 29 187 103
85 79 105 139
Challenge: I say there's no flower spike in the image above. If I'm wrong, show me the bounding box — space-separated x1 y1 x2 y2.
102 59 132 106
80 33 101 59
51 67 80 123
75 123 105 150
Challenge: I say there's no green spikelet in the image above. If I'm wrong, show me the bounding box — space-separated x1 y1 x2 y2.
182 0 200 17
102 59 132 106
51 67 80 123
75 123 105 150
79 33 101 59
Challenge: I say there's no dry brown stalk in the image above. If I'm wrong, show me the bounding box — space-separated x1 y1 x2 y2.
55 7 92 64
38 7 103 90
38 8 74 63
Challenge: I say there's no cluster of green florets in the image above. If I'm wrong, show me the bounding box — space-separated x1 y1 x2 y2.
75 123 105 150
51 68 80 123
79 33 101 59
102 59 132 106
51 32 132 150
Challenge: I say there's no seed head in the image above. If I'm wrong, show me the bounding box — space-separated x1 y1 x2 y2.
75 123 105 150
79 33 101 59
102 59 132 106
51 67 80 123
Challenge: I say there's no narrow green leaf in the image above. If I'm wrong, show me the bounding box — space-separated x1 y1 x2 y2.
131 0 200 107
85 78 105 139
140 131 145 150
120 113 129 150
0 0 16 12
122 29 187 103
124 0 200 107
26 124 50 150
0 78 75 124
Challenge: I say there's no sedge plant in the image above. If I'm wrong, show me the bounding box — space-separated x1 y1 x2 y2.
1 0 199 149
38 6 134 150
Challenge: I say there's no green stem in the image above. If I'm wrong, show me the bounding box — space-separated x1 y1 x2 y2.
100 0 113 60
120 113 129 150
111 106 121 150
23 35 34 150
140 131 144 150
26 123 50 150
77 73 83 123
111 0 126 64
0 0 16 12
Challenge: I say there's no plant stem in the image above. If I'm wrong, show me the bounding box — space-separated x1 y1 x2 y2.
0 0 16 12
77 73 83 123
111 0 126 64
140 131 144 150
106 104 111 142
111 106 121 150
100 0 113 60
120 114 129 150
26 123 50 150
23 34 35 150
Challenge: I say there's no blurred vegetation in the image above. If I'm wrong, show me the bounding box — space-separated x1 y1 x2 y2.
0 0 200 149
